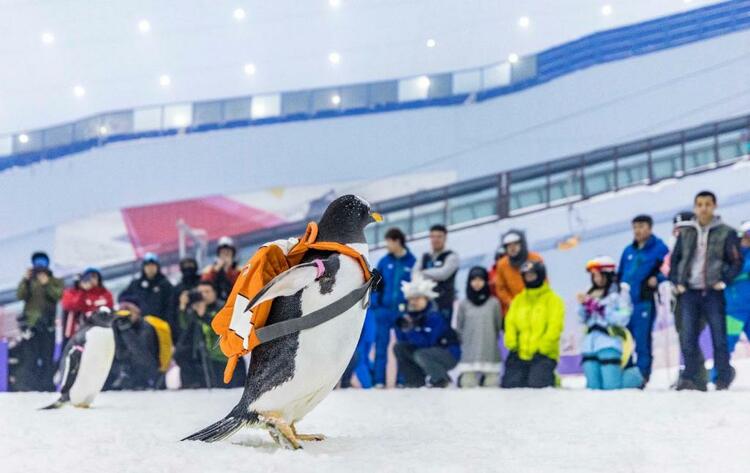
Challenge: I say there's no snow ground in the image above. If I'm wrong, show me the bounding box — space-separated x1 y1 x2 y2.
3 360 750 473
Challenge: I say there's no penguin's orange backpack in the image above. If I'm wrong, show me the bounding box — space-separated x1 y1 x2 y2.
211 222 375 383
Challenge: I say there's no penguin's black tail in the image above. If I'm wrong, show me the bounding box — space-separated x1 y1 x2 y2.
182 410 258 442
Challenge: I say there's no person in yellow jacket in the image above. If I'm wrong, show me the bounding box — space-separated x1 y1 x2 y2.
501 261 564 388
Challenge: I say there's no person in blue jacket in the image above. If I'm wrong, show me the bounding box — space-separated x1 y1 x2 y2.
617 214 669 385
726 221 750 355
392 273 461 388
368 228 416 388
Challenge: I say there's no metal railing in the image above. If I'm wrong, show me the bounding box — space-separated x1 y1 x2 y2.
1 112 748 306
1 0 748 171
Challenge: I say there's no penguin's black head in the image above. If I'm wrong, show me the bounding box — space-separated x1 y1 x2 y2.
89 307 116 328
317 194 382 244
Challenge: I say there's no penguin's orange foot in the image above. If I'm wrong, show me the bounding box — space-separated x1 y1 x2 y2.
291 424 326 442
259 412 302 450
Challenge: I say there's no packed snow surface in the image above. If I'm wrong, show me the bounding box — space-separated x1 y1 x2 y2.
3 360 750 473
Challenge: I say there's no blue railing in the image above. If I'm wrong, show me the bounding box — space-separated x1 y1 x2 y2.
1 0 749 172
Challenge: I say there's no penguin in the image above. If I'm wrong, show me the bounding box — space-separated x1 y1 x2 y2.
184 194 380 449
41 307 116 409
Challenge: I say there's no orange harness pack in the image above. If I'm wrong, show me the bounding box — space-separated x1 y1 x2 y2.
211 222 371 383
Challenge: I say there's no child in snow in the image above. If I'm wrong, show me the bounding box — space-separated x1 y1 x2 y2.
392 273 461 388
578 256 642 390
455 267 503 387
725 221 750 355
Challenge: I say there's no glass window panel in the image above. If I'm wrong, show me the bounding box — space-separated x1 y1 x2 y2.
43 124 73 147
549 169 582 203
412 202 445 235
510 176 547 211
101 111 133 136
376 209 411 243
510 55 537 83
448 188 497 225
452 69 481 94
339 84 368 110
163 104 193 128
717 130 748 162
281 91 311 115
616 152 649 188
133 106 163 131
684 137 715 171
584 161 614 197
398 76 430 102
368 81 398 106
0 135 12 156
427 74 452 99
13 130 43 152
73 117 102 141
223 98 252 121
365 226 377 247
482 62 511 89
651 145 682 180
311 88 340 112
193 101 223 125
251 94 281 119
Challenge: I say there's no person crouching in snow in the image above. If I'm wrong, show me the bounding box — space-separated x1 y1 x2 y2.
393 273 461 388
578 256 641 390
455 267 503 387
501 261 563 389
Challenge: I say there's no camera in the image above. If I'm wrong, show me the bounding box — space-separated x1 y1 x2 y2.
188 290 204 305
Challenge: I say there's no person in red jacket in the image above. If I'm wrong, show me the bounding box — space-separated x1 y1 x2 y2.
61 267 114 339
201 236 240 300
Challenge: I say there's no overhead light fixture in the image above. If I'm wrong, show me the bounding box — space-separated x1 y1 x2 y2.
518 16 530 28
329 0 341 7
331 94 341 105
233 8 246 21
508 53 519 64
173 115 188 127
328 51 341 64
99 126 109 136
73 85 86 98
18 134 29 144
601 5 613 16
426 38 436 48
159 74 171 87
138 19 151 33
417 76 430 90
41 32 55 45
243 63 256 76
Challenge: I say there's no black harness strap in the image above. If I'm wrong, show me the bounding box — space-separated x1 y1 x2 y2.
254 277 375 345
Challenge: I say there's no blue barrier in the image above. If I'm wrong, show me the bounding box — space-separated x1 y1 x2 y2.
0 341 7 392
1 0 749 174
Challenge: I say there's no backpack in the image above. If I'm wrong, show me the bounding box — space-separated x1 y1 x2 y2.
143 315 173 373
211 222 373 383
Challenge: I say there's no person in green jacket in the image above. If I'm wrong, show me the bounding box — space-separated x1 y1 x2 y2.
12 252 64 391
501 261 565 389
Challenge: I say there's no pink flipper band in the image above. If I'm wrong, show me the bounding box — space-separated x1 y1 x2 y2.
314 259 325 279
72 345 84 353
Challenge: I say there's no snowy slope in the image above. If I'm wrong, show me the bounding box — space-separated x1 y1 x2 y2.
2 359 750 473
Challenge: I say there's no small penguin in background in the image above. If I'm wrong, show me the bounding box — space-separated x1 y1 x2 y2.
42 307 116 409
184 195 380 449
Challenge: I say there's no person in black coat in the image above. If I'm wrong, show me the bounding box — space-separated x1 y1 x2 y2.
121 252 173 324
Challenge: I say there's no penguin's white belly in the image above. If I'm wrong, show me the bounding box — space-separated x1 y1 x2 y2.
68 327 115 406
249 255 367 422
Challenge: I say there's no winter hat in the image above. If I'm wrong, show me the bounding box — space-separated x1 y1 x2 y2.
217 236 236 256
502 229 529 268
520 261 546 289
31 251 50 269
501 231 522 246
117 292 144 311
739 221 750 238
401 272 439 300
143 252 160 266
81 267 102 284
673 211 695 228
466 266 491 306
585 256 616 273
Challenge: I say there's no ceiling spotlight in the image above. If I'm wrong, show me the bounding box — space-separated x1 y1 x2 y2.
41 32 55 45
18 134 29 144
331 94 341 105
73 85 86 98
417 76 430 90
173 115 188 127
99 126 109 136
328 51 341 64
329 0 341 7
233 8 246 21
243 63 256 76
426 38 436 48
138 19 151 33
159 74 171 87
518 16 530 28
508 53 519 64
601 5 613 16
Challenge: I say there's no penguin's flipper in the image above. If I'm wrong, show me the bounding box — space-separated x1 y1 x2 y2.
246 258 334 311
182 413 254 442
39 397 67 410
59 345 84 397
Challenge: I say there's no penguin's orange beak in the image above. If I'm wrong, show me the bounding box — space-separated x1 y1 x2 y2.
370 212 383 223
